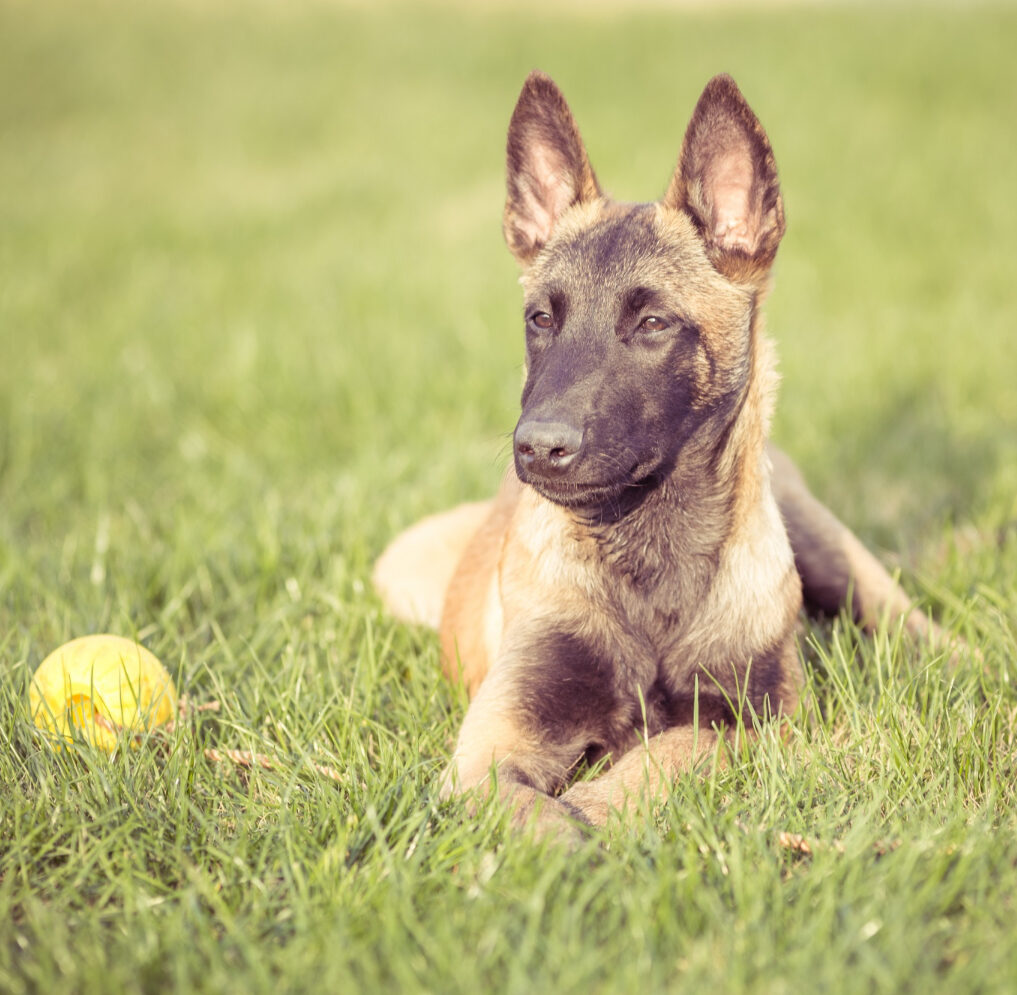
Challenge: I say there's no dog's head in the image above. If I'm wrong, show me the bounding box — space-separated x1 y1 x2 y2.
505 72 785 514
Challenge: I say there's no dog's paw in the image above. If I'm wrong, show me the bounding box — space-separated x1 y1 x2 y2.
502 783 592 848
558 780 616 828
523 802 590 849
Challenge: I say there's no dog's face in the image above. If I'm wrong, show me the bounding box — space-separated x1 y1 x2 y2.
505 73 785 513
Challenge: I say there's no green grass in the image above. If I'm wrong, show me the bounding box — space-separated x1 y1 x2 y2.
2 0 1016 991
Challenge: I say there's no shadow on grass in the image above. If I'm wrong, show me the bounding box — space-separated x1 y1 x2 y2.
798 373 1006 555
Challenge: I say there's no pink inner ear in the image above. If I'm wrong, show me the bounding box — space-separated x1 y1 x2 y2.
518 145 575 248
709 149 758 254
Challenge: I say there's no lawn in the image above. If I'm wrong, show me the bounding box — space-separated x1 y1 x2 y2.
2 0 1016 991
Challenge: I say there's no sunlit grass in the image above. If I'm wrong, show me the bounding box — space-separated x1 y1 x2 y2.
1 1 1016 992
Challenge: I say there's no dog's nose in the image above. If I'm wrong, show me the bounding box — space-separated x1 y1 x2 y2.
514 420 583 477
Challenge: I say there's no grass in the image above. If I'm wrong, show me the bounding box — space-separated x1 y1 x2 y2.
1 0 1016 991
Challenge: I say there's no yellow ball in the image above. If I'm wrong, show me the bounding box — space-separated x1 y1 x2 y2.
29 635 177 751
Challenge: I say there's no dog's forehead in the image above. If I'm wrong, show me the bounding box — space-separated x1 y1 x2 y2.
524 202 710 297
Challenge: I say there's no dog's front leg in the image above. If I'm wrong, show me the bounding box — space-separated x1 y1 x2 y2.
559 725 726 827
439 659 593 844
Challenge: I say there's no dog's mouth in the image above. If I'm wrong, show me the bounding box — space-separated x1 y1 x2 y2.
517 458 660 515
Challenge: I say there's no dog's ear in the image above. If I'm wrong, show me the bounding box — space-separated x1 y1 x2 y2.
664 74 784 280
503 71 601 266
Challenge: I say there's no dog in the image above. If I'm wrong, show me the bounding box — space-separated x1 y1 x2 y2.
374 71 943 838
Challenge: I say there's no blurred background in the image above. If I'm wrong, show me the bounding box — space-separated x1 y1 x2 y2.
2 0 1015 650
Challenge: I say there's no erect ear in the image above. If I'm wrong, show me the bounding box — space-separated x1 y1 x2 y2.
664 74 785 280
503 71 602 266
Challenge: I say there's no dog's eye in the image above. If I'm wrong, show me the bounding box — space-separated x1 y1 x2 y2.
639 316 668 332
530 312 554 330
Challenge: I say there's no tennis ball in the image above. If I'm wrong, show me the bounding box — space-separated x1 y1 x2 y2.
29 635 177 751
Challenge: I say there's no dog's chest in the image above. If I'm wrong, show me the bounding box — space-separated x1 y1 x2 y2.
597 572 707 679
508 486 778 688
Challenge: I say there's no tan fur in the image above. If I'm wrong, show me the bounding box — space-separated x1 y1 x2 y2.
392 450 945 688
372 500 492 629
560 725 725 825
439 479 516 693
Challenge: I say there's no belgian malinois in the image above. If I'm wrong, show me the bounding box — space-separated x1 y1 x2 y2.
374 71 942 838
